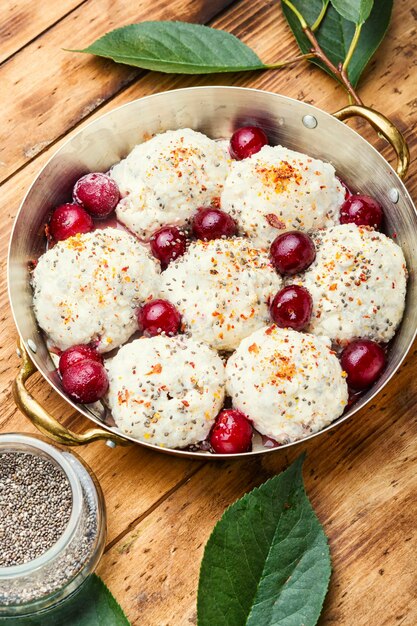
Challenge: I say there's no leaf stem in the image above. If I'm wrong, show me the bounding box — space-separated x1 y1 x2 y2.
280 0 363 105
266 52 314 69
302 26 363 105
342 22 362 71
281 0 308 29
311 0 329 32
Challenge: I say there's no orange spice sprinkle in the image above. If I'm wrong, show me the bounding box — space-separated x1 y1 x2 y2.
269 355 296 382
212 311 225 324
145 363 162 376
117 389 130 405
169 146 194 168
65 235 85 251
255 160 302 193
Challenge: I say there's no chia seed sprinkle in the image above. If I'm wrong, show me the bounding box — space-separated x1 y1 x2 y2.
0 452 72 567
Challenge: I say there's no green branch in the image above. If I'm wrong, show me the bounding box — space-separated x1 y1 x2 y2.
280 0 363 105
312 0 330 31
281 0 308 28
343 22 363 71
266 52 314 69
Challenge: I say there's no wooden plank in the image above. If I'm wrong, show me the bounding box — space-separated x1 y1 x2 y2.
1 0 416 185
0 0 235 184
96 350 417 625
2 0 417 624
0 0 86 64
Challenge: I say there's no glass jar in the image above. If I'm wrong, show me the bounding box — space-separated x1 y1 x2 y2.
0 433 106 618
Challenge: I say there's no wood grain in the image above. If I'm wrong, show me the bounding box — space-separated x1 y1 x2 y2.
2 0 417 624
98 352 417 625
0 0 86 64
0 0 234 183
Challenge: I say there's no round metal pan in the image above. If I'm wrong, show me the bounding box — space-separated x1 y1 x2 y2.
8 86 417 458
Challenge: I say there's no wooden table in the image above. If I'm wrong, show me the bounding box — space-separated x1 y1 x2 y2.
1 1 417 624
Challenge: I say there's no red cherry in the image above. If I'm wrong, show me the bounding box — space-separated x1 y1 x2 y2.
270 231 316 276
340 339 386 390
138 299 181 337
210 409 253 454
49 204 93 241
149 226 187 268
61 360 108 403
270 285 313 331
340 195 383 230
337 176 352 200
73 173 120 218
192 207 237 241
59 345 103 376
230 126 268 160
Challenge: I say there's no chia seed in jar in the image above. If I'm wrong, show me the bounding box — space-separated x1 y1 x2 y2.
0 452 72 567
0 434 106 617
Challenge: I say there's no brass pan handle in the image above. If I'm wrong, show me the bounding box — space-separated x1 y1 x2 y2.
13 339 128 447
333 104 410 180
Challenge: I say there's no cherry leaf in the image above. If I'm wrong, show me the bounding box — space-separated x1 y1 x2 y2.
72 21 266 74
330 0 374 24
197 455 331 626
282 0 393 86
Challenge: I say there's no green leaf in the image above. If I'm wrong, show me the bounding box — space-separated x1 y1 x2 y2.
0 575 130 626
330 0 374 24
197 455 331 626
73 21 266 74
282 0 393 86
